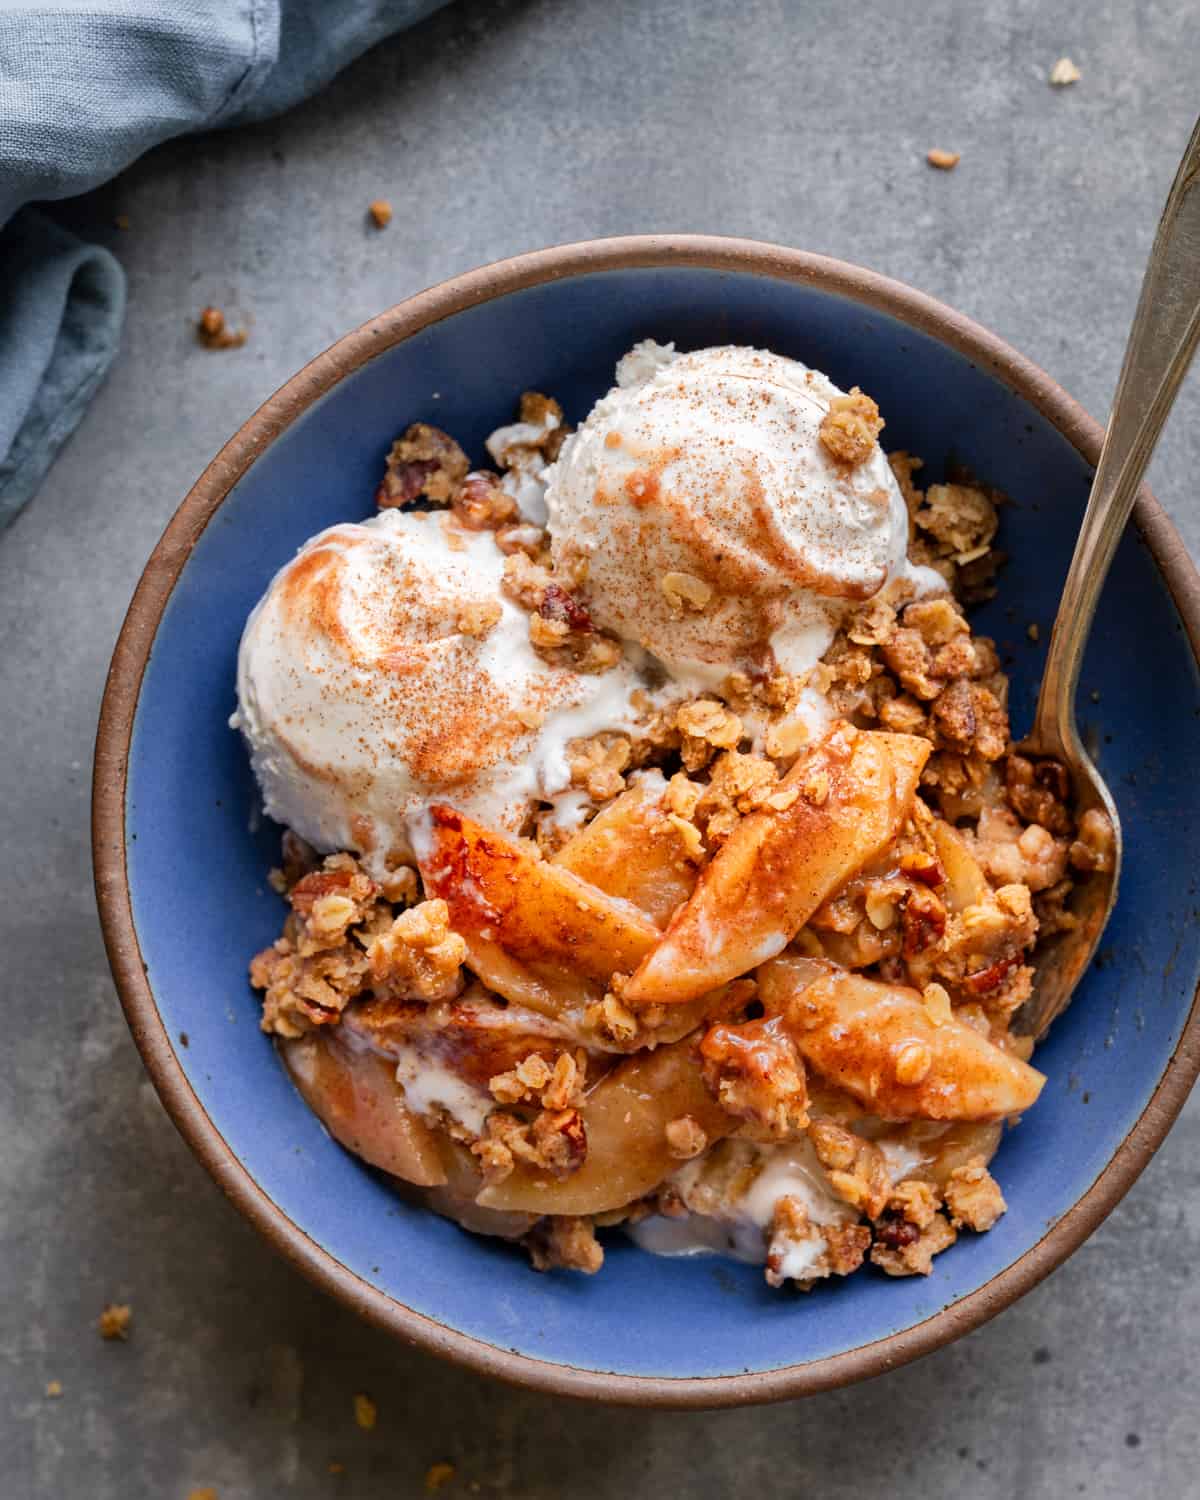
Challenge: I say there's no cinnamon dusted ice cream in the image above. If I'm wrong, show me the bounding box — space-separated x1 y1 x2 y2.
233 508 643 876
545 342 939 690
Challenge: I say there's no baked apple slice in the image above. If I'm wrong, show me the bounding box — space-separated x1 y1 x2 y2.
280 1031 447 1187
931 817 989 912
417 805 660 1020
476 1036 735 1215
426 1137 538 1240
552 771 700 928
416 808 733 1050
624 725 930 1006
344 984 584 1087
758 956 1045 1121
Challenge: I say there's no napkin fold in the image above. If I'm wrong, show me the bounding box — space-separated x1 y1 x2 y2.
0 0 446 529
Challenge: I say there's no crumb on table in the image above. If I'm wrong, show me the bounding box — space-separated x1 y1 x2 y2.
98 1302 132 1341
44 1380 63 1398
426 1462 456 1492
353 1392 377 1430
927 148 961 170
369 199 393 228
1049 56 1081 86
196 306 247 350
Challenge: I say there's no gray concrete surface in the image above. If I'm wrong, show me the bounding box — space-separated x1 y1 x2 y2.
4 0 1200 1495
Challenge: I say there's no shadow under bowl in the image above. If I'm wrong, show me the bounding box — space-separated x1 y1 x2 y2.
94 236 1200 1407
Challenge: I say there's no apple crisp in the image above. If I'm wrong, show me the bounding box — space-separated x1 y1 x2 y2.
244 370 1108 1291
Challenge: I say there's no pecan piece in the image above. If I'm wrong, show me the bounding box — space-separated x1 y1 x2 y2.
531 1107 588 1178
377 423 469 507
900 850 945 887
874 1213 920 1251
539 582 594 632
452 470 517 530
1006 755 1073 836
902 886 947 956
961 954 1019 997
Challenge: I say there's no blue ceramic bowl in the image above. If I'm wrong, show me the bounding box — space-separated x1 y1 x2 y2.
94 237 1200 1405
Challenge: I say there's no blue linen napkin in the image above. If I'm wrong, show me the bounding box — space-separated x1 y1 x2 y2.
0 0 446 530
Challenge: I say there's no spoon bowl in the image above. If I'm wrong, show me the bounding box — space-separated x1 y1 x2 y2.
1014 729 1121 1037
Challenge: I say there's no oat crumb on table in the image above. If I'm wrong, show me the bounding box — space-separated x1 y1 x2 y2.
927 148 961 170
368 198 393 228
196 306 247 350
1049 56 1081 86
353 1392 377 1430
328 1462 345 1475
44 1379 63 1398
98 1302 132 1340
425 1462 456 1492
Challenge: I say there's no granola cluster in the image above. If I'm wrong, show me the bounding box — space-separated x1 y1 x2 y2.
251 854 385 1038
372 400 628 680
488 1048 585 1108
250 847 466 1037
699 1017 810 1140
246 390 1105 1288
369 900 467 1002
818 387 885 468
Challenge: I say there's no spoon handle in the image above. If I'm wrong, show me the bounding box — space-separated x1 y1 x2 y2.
1030 114 1200 754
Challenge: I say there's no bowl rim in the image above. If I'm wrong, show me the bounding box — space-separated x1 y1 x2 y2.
93 233 1200 1408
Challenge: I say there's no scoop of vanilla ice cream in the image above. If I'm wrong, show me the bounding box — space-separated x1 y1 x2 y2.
233 509 643 875
545 343 935 689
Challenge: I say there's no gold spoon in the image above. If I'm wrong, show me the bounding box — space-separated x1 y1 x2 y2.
1019 114 1200 1038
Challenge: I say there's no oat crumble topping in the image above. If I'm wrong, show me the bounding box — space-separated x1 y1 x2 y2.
378 423 470 507
871 1211 957 1276
819 388 885 467
943 1157 1007 1231
524 1215 604 1274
